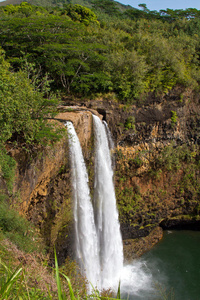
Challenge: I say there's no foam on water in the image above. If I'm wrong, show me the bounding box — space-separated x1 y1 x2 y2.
120 260 154 298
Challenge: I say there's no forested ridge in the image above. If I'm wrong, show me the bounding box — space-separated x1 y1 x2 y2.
0 1 200 104
0 1 200 148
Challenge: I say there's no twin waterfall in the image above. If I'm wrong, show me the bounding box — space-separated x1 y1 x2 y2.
66 115 123 291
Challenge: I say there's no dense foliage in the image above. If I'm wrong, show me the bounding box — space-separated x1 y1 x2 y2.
0 45 62 191
0 44 63 285
0 2 199 103
0 48 61 145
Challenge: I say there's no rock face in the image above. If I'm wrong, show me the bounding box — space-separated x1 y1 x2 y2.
1 89 200 262
12 110 96 214
56 107 102 160
64 88 200 247
123 226 163 261
7 109 100 263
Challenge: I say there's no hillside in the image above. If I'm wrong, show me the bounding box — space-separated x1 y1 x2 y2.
0 1 200 298
0 2 200 102
0 0 132 11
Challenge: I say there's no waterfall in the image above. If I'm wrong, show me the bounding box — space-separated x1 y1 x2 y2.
103 120 115 151
93 115 124 290
66 122 101 290
66 116 123 292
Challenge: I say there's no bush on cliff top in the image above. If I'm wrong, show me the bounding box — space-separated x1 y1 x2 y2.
0 47 61 146
0 46 65 194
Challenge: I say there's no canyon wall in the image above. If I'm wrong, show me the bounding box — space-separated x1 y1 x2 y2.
1 87 200 261
64 87 200 255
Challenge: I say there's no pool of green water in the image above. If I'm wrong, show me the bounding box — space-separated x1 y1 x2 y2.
121 230 200 300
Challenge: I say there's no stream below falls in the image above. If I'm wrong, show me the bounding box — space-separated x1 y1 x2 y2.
121 230 200 300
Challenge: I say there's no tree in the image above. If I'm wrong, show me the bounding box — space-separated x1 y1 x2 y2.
92 0 120 16
63 4 99 26
0 47 60 145
109 50 148 101
138 3 149 13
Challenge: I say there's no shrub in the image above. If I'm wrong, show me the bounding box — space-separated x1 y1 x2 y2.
0 144 16 192
171 110 178 127
0 201 43 253
125 116 136 130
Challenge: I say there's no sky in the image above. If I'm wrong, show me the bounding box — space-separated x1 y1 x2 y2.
0 0 199 10
118 0 200 11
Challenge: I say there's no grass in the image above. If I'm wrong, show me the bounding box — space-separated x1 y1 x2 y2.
0 234 57 299
0 247 123 300
0 241 177 300
0 201 44 253
0 259 23 299
54 249 123 300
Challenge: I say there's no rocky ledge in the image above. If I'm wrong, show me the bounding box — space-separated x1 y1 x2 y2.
123 226 163 261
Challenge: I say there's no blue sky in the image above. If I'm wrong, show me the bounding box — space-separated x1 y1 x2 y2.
118 0 200 11
0 0 199 9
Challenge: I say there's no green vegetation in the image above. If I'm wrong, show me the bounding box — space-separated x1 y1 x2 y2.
171 111 178 127
0 259 24 300
0 247 123 299
0 2 199 103
0 200 44 253
115 143 200 228
0 10 69 298
124 116 136 130
0 212 84 299
150 144 200 209
0 1 199 298
63 4 100 25
0 145 16 191
0 38 64 198
0 48 62 146
0 44 63 218
152 143 198 172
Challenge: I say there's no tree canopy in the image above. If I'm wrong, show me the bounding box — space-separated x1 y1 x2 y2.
0 2 199 103
0 47 61 146
0 2 199 104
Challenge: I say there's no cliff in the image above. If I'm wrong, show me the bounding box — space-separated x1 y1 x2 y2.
4 109 101 263
85 88 200 242
1 88 200 261
62 87 200 255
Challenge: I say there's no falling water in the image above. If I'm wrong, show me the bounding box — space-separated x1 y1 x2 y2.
103 120 115 167
66 121 101 290
66 117 123 291
67 117 162 298
93 115 124 290
103 120 115 151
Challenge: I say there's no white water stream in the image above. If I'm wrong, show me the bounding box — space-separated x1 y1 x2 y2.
93 115 123 290
66 117 154 296
66 122 101 289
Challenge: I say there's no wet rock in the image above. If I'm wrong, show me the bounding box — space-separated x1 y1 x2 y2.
123 226 163 261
